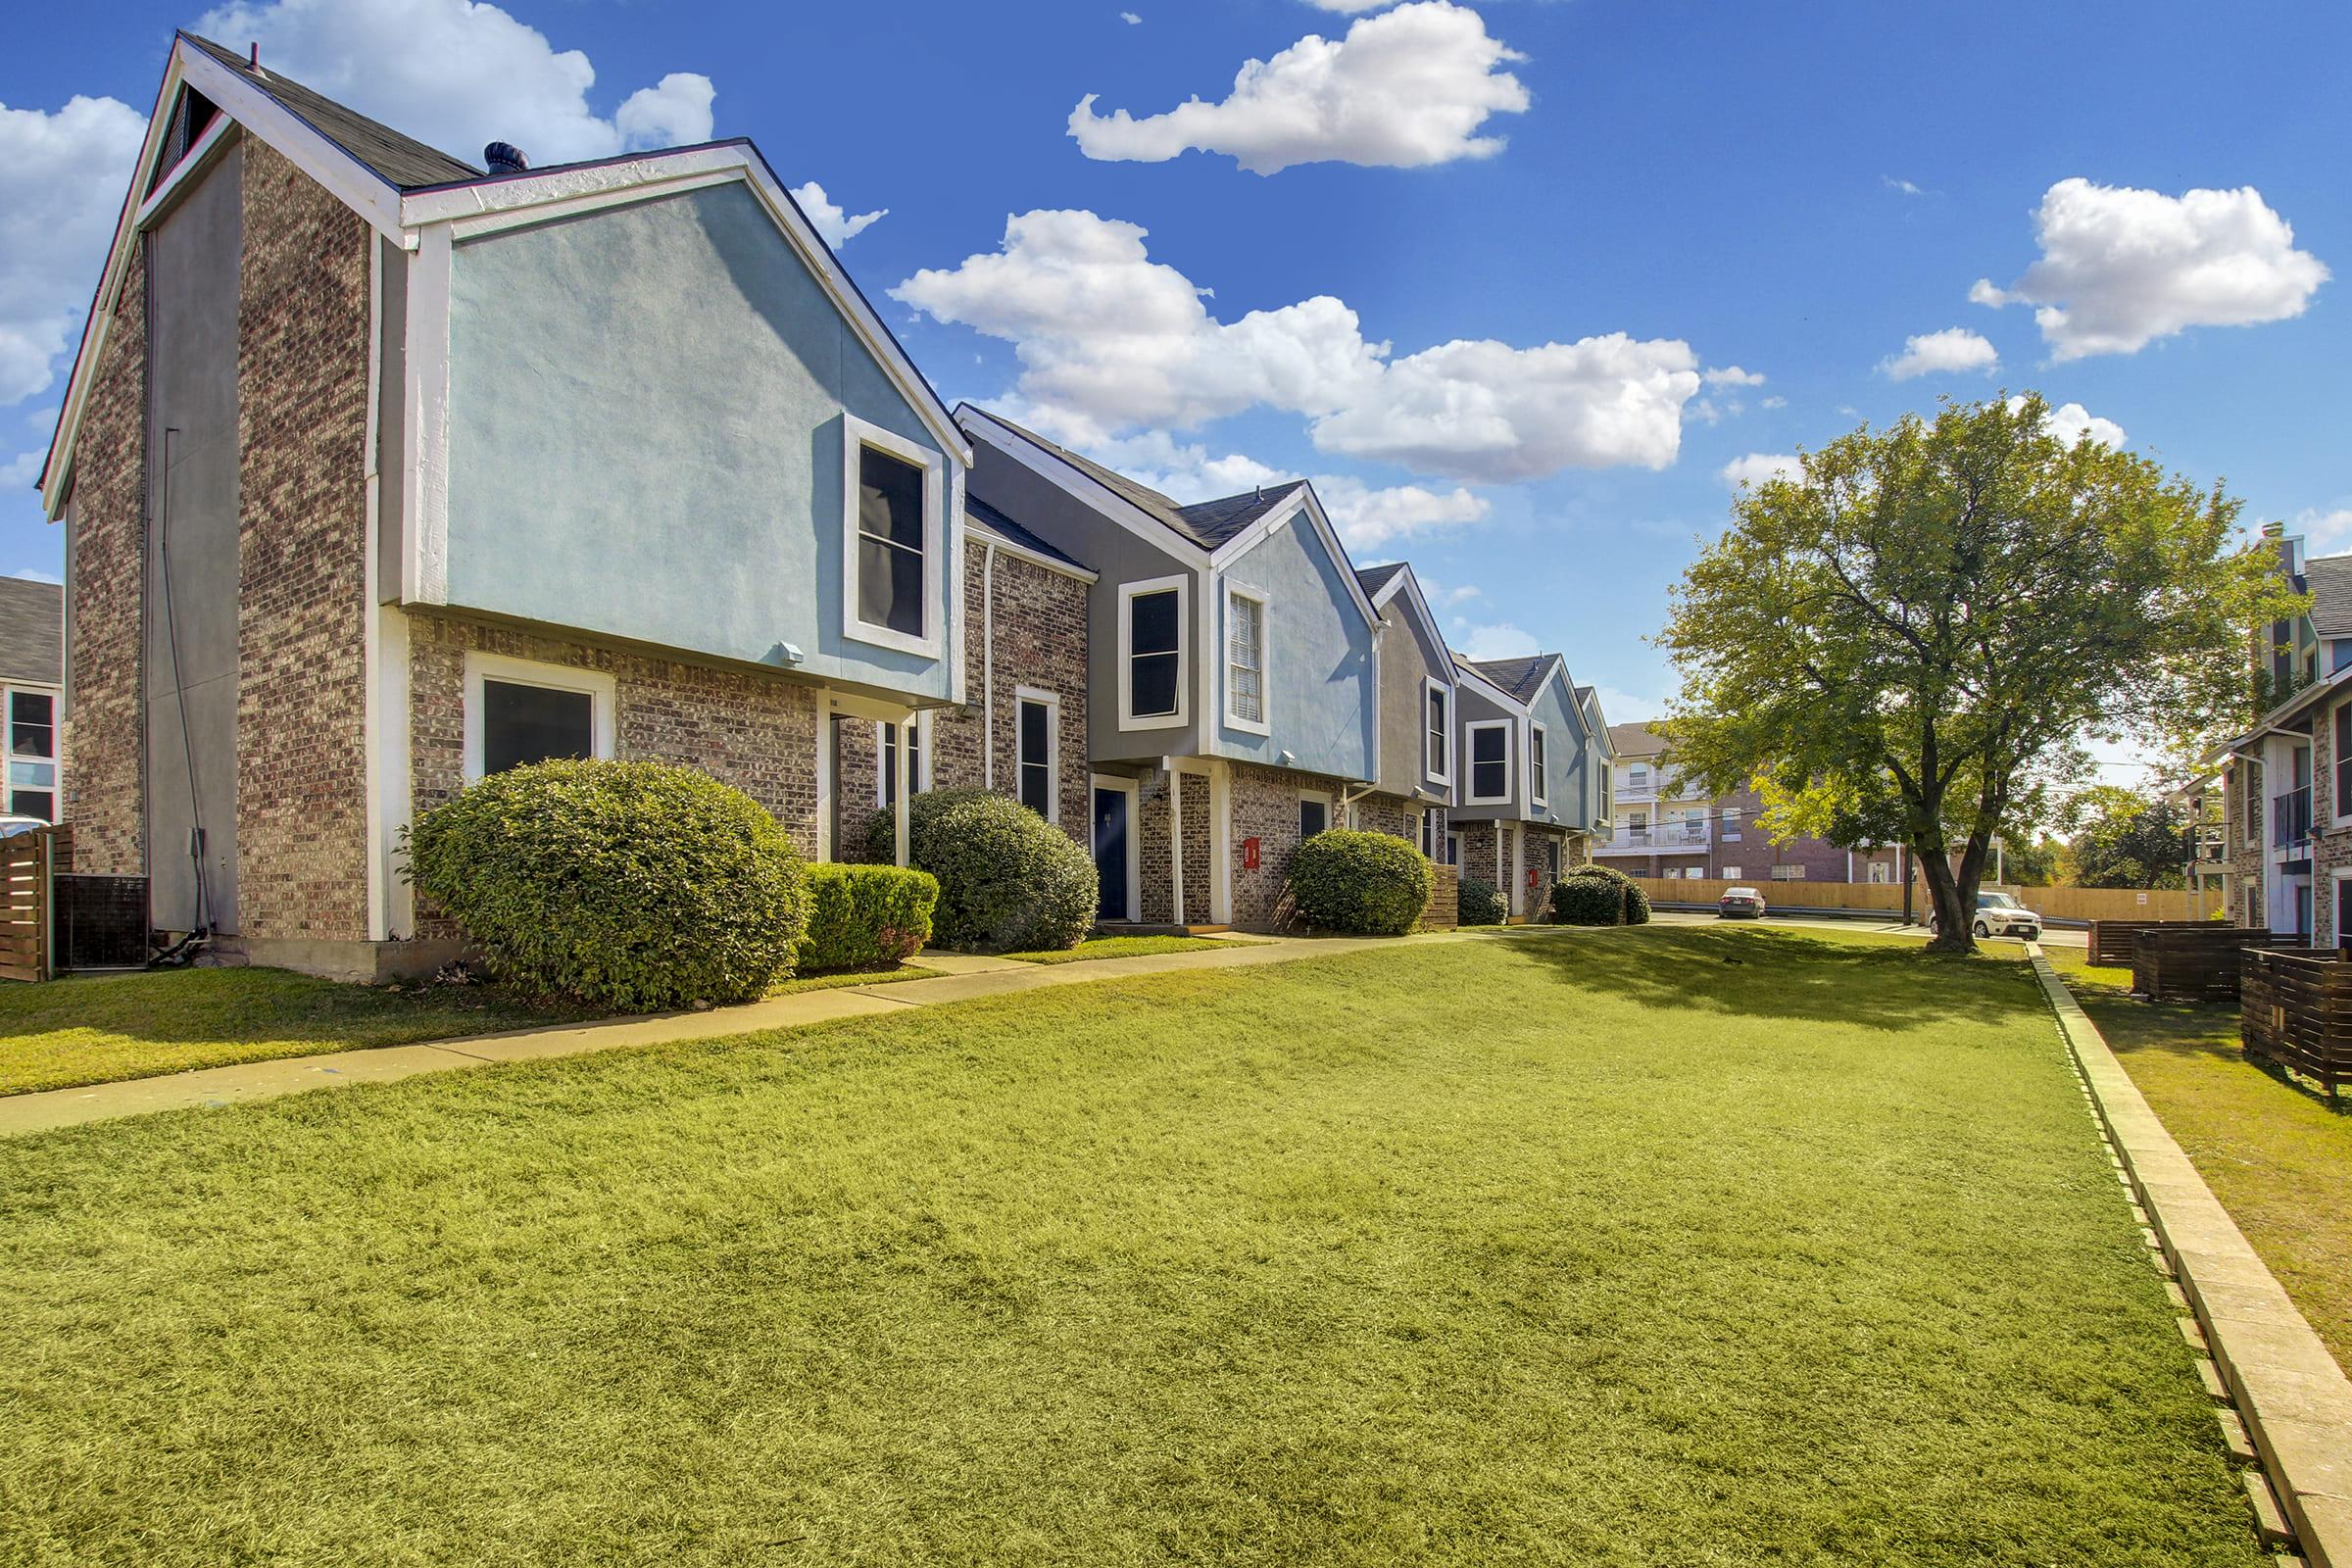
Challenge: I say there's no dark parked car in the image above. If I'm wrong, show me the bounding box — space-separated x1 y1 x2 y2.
1718 885 1766 919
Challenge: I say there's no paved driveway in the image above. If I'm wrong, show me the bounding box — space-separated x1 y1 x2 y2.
1649 908 2089 950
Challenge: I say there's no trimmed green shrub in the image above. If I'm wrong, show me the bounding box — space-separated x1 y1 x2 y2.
866 788 1098 953
1291 829 1433 936
1458 876 1506 926
802 863 939 970
408 759 808 1011
1553 862 1649 926
1549 873 1624 925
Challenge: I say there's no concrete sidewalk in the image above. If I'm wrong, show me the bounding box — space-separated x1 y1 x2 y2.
0 930 1483 1139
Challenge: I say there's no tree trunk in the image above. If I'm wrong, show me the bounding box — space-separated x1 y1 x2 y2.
1915 839 1976 954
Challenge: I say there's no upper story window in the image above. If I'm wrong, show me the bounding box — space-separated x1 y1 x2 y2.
1225 584 1269 734
1530 724 1548 807
1627 761 1650 792
1423 679 1451 785
2335 704 2352 825
463 652 615 782
1016 689 1058 821
1467 720 1510 805
842 415 943 658
5 688 57 821
1120 575 1188 729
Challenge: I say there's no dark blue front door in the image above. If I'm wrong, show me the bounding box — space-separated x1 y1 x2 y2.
1093 787 1129 920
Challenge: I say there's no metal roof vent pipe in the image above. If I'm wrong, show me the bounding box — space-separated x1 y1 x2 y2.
484 141 529 175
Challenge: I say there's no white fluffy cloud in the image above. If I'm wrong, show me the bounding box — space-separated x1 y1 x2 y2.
1971 178 2328 360
2006 395 2125 449
789 182 887 248
1879 326 1997 380
1592 685 1664 723
1068 1 1529 175
1304 0 1401 10
1703 366 1765 388
895 209 1706 484
1310 474 1488 548
1088 430 1486 551
1456 621 1540 661
2293 509 2352 551
1121 9 1142 20
1718 453 1802 489
197 0 714 165
0 94 145 407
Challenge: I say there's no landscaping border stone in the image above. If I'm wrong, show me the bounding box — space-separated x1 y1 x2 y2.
2029 945 2352 1567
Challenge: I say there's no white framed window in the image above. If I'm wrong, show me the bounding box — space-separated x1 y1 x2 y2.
1868 859 1889 884
1721 864 1742 880
841 413 944 659
876 712 931 807
3 685 60 821
1466 719 1510 805
1423 677 1452 786
1224 582 1270 735
1118 574 1189 730
1628 762 1650 793
1298 791 1332 842
1015 687 1059 822
463 651 615 783
2333 700 2352 829
1529 723 1548 808
1419 805 1447 859
1722 808 1741 843
1445 830 1461 866
1769 864 1807 881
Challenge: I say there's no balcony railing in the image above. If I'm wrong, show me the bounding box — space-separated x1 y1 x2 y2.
2273 785 2312 851
1605 821 1711 850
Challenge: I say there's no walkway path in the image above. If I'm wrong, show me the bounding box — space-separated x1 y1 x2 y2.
0 929 1499 1139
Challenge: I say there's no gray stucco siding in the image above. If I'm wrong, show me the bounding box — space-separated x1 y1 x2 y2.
442 181 955 701
1447 681 1520 822
1524 675 1590 831
1212 518 1373 783
1372 598 1451 801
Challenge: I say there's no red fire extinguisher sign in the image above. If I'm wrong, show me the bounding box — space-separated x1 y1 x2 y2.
1243 837 1261 869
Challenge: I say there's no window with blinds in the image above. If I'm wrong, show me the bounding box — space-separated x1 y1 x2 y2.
1227 589 1265 729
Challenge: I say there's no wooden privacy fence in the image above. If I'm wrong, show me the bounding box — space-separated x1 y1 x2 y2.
1632 877 1907 912
1635 876 2216 926
2131 926 2298 1004
2241 947 2352 1102
0 826 62 982
2089 918 2223 968
1420 863 1460 932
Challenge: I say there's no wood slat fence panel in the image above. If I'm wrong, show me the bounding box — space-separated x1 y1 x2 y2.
2241 947 2352 1101
2131 926 2297 1004
0 827 57 983
1422 863 1459 932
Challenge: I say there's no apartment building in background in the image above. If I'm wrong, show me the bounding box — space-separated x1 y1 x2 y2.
1596 722 1899 884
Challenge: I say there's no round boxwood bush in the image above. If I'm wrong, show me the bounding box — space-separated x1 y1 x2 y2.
801 863 938 970
408 759 808 1011
1457 876 1506 926
1549 872 1624 925
867 788 1097 953
1291 829 1433 935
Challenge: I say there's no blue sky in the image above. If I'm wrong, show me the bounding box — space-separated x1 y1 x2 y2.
5 0 2346 739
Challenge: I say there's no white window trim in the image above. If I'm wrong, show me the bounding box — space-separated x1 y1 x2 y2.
2332 699 2352 830
1465 718 1512 806
840 411 946 660
1529 721 1548 808
1222 580 1272 737
873 711 933 808
1422 676 1452 787
1298 789 1334 840
462 651 616 783
1 683 62 820
1118 574 1191 731
1014 685 1061 824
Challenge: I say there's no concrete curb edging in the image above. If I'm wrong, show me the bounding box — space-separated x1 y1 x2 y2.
2028 945 2352 1566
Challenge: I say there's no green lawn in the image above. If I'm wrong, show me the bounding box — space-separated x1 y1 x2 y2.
2046 946 2352 1372
768 963 942 996
0 967 590 1097
0 928 2264 1565
1004 934 1262 963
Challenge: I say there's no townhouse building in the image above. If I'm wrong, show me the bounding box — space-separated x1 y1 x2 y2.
1597 722 1900 885
2217 523 2352 941
43 33 1617 968
0 576 65 823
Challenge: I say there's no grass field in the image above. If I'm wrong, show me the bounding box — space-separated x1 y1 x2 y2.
2046 946 2352 1372
0 928 2264 1565
0 966 589 1096
768 963 942 995
1004 934 1259 963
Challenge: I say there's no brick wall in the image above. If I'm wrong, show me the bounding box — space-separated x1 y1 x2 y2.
1136 768 1174 924
1180 767 1210 915
838 538 1091 858
409 614 820 854
61 248 148 877
1460 819 1503 895
1354 792 1416 842
234 140 372 943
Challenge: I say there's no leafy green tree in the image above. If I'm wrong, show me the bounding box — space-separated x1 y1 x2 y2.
2064 785 2192 889
2002 835 2065 887
1660 395 2299 953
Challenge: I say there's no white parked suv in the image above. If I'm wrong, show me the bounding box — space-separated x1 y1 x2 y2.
1933 891 2041 940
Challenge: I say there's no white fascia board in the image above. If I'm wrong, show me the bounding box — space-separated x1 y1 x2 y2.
968 523 1099 583
1210 484 1379 630
1450 660 1528 714
405 143 971 467
42 39 410 518
957 408 1211 570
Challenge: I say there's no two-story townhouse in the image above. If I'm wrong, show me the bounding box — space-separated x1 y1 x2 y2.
957 407 1381 931
0 577 65 823
2217 524 2352 939
1447 653 1603 918
42 34 978 979
1352 563 1458 858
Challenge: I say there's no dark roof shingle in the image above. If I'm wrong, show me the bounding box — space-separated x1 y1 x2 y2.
1173 483 1305 548
1459 653 1559 704
1354 563 1407 599
1607 721 1665 758
184 33 479 189
966 497 1089 572
964 408 1305 551
2308 553 2352 638
0 577 64 687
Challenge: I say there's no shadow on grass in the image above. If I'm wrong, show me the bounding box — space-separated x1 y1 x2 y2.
2077 990 2351 1115
1490 924 2041 1031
